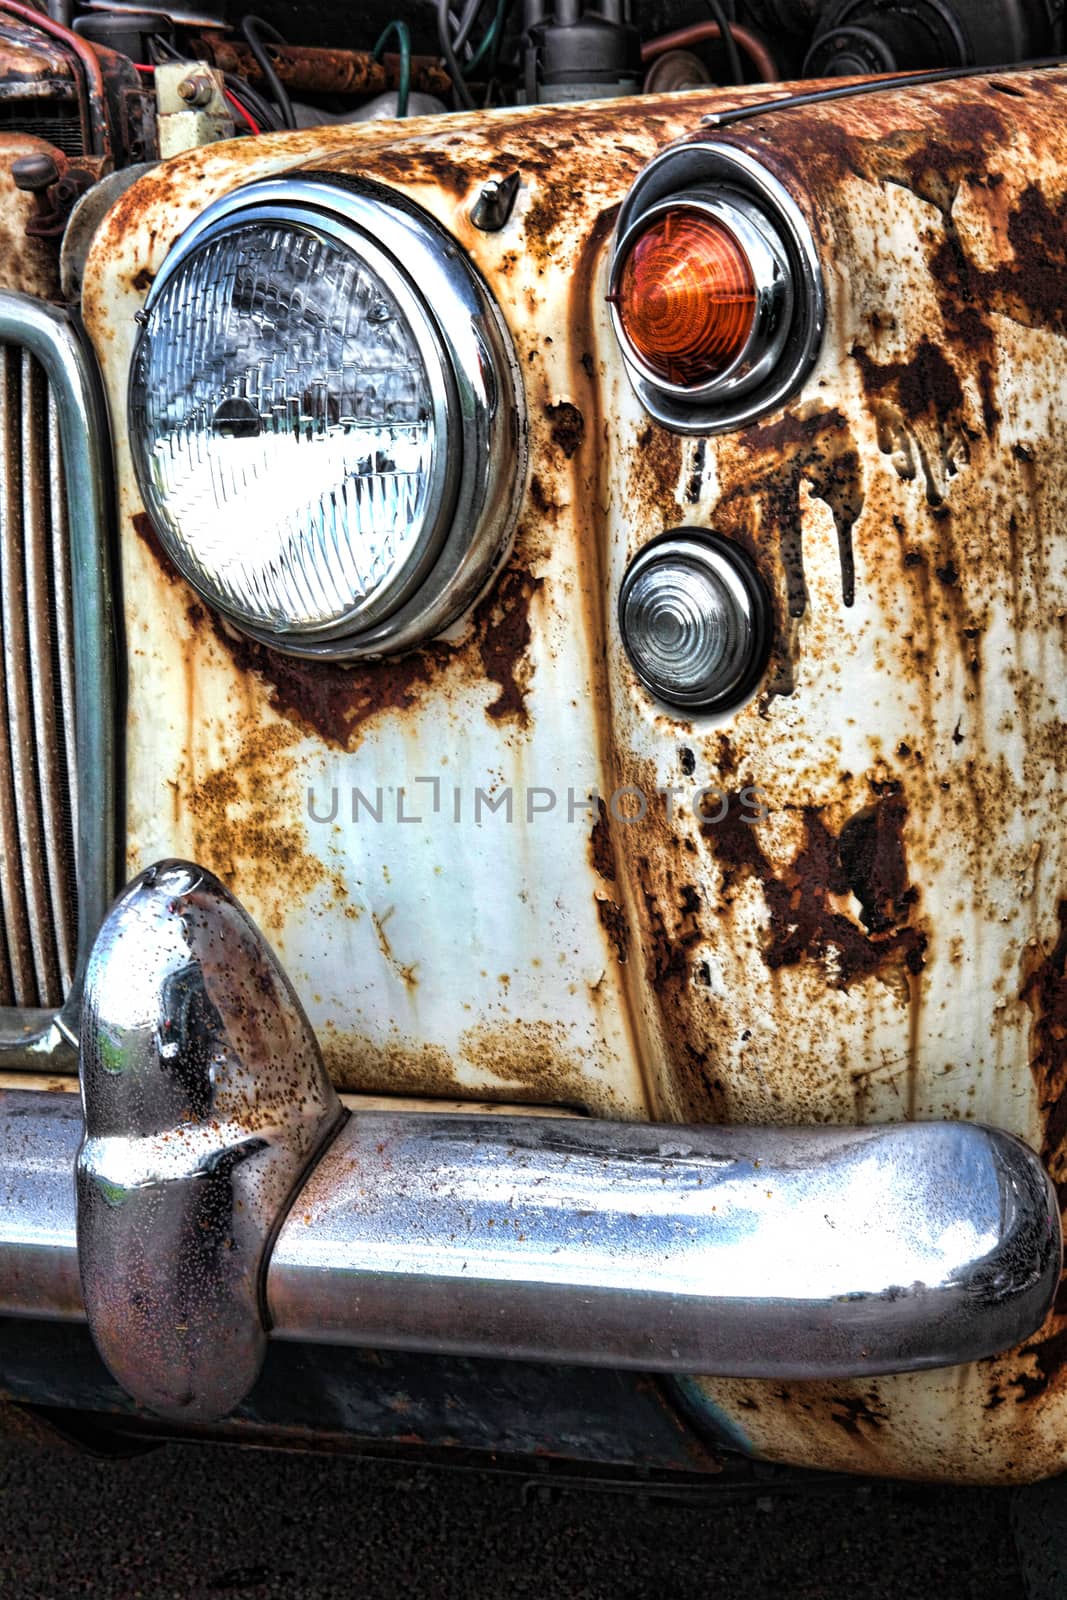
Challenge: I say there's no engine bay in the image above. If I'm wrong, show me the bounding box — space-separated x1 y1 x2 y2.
0 0 1062 185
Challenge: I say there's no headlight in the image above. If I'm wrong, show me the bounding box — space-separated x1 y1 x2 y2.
129 177 524 658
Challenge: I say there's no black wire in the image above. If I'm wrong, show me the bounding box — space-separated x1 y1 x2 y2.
703 0 744 84
149 33 184 64
240 15 296 130
437 0 476 108
704 53 1067 128
224 71 282 131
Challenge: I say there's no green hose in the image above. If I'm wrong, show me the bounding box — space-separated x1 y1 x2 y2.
372 20 411 118
467 0 510 74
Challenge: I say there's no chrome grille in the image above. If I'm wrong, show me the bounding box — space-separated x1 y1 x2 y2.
0 343 79 1008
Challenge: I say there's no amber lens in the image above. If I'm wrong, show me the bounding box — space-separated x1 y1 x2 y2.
615 208 757 388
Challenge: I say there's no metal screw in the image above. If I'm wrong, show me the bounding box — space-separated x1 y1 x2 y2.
177 74 215 107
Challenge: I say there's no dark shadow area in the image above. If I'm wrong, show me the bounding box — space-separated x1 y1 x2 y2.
0 1437 1027 1600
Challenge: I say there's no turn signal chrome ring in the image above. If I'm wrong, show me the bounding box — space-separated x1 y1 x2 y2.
611 143 825 434
609 190 792 402
619 529 771 712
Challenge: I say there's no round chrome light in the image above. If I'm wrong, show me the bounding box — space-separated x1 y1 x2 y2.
619 531 771 711
610 143 825 434
129 177 524 659
609 190 792 401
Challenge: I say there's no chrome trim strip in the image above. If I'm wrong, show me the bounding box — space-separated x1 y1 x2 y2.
0 291 119 1062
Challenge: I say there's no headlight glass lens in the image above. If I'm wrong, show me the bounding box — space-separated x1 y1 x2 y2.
130 217 450 639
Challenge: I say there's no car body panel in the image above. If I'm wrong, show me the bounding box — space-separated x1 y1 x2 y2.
78 70 1067 1480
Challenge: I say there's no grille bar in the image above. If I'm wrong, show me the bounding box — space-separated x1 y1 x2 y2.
0 292 117 1052
24 351 77 996
0 346 76 1006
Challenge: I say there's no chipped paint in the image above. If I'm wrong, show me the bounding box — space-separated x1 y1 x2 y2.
74 67 1067 1480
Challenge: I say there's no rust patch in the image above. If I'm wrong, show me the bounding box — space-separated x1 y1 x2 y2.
208 618 445 751
319 1029 464 1098
946 184 1067 341
704 790 926 991
590 798 617 882
478 565 544 726
370 907 419 992
185 722 326 935
596 897 630 964
319 1021 620 1114
828 1394 890 1438
727 406 864 628
459 1018 609 1109
1022 901 1067 1210
851 337 965 424
135 507 543 747
0 135 64 302
627 423 686 530
629 843 726 1122
1002 905 1067 1403
545 400 585 459
132 510 180 581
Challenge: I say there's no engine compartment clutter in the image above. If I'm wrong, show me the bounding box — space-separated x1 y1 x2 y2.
0 0 1062 167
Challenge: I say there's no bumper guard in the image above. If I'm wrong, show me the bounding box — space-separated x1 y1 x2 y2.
1 861 1058 1423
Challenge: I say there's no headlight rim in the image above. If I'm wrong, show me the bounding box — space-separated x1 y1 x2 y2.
129 174 526 661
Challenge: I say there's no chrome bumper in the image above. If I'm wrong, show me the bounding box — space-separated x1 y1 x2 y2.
8 862 1061 1424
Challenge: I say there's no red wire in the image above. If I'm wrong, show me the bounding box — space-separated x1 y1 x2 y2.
224 89 260 135
133 63 260 136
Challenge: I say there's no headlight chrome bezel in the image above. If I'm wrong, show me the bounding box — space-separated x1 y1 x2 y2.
129 175 526 661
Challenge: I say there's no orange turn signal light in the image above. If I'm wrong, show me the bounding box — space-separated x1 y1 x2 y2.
611 207 757 389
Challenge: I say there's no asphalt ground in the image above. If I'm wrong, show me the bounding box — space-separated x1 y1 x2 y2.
0 1434 1060 1600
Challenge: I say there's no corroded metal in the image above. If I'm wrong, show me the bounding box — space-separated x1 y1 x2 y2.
77 860 345 1422
0 135 63 301
75 66 1067 1479
196 38 451 100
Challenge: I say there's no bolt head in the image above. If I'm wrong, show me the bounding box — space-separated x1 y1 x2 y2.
177 74 214 106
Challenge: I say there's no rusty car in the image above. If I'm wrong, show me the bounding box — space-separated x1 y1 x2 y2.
0 0 1065 1495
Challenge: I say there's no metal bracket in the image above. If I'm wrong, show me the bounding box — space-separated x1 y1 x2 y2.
155 60 234 156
